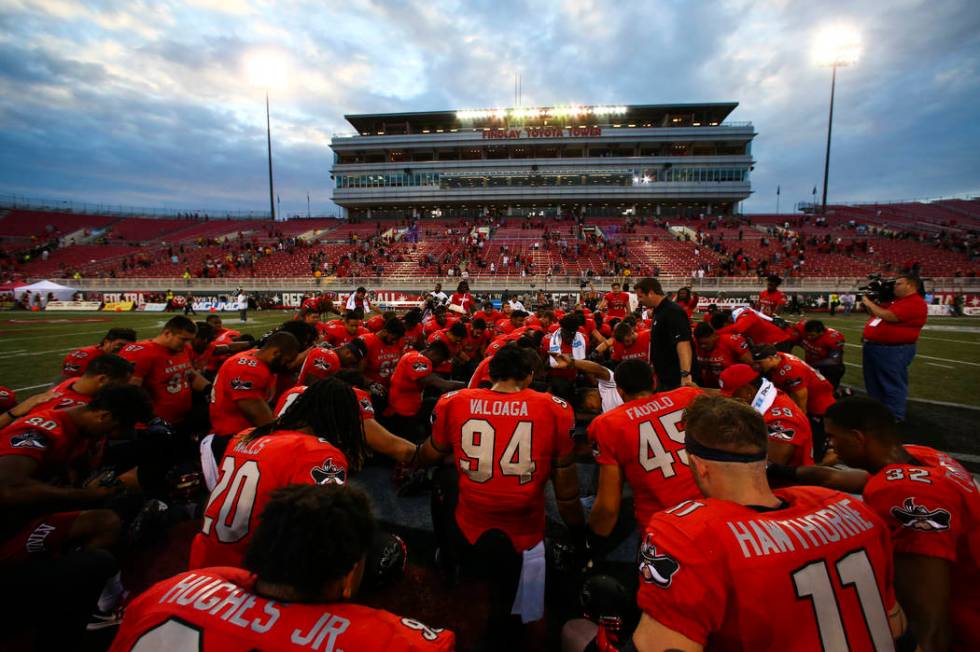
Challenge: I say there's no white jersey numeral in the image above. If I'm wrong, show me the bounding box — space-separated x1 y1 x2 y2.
792 549 892 651
201 457 261 543
460 419 536 484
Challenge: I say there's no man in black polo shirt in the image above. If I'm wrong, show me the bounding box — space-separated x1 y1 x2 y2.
634 277 696 390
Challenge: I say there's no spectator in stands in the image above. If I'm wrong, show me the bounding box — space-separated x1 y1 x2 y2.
861 274 928 421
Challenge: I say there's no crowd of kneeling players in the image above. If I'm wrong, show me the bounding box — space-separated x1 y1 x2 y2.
0 277 975 651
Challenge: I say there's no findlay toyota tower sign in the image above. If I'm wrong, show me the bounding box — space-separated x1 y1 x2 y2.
482 126 603 139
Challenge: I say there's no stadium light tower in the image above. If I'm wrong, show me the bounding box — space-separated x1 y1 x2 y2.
813 25 861 215
246 51 290 221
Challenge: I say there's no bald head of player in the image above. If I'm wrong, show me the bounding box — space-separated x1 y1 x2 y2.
823 396 901 472
683 394 779 507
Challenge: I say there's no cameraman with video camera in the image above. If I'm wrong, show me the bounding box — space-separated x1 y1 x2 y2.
860 273 927 421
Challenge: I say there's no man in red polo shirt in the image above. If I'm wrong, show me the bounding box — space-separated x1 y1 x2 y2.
861 275 928 421
599 282 631 319
61 328 137 378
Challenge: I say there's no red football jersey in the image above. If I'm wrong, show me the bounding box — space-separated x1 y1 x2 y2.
467 356 493 389
757 289 787 316
298 347 341 385
320 321 367 347
61 344 102 377
801 328 845 365
449 292 474 313
603 291 630 318
696 333 750 388
611 329 651 363
675 295 698 318
862 445 980 650
725 309 790 347
109 567 455 652
427 330 460 374
403 323 425 351
275 385 374 422
763 390 814 467
587 387 702 529
360 333 404 388
431 388 574 552
0 409 90 479
120 341 194 424
206 329 243 374
364 314 386 332
461 323 489 358
188 431 349 569
209 351 275 438
387 352 433 417
29 378 92 413
423 317 456 338
637 486 896 651
768 353 835 416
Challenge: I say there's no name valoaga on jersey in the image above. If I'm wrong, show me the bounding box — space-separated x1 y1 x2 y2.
727 497 876 559
469 399 529 416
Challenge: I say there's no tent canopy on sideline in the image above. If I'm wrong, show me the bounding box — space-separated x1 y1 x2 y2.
13 279 78 301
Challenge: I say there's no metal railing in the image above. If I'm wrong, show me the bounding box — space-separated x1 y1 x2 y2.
43 275 980 294
0 194 272 220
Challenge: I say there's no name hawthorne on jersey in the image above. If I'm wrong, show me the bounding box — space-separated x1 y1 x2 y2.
156 573 352 650
468 398 529 417
727 497 876 559
624 395 676 421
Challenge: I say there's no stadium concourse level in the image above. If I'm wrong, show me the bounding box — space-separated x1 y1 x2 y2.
1 198 979 283
0 279 976 652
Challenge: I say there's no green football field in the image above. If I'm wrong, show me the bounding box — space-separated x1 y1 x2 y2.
1 310 978 407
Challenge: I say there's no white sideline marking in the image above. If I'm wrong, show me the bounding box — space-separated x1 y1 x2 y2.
844 343 980 366
5 348 75 358
926 362 954 369
0 329 111 343
951 452 980 464
12 383 53 392
831 324 980 344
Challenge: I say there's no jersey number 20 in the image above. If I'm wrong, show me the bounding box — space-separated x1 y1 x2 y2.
201 457 261 543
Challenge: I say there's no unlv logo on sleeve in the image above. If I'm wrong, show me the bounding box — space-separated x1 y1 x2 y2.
63 363 81 373
230 378 253 391
767 423 796 441
890 497 952 532
10 431 49 450
313 358 333 371
638 533 680 588
358 397 375 415
412 361 430 373
310 458 346 485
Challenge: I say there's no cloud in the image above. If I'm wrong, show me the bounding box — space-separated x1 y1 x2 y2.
0 0 977 218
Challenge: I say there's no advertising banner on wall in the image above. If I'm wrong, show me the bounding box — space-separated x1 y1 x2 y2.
46 301 103 311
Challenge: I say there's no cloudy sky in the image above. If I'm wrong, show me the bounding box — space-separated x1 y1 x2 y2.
0 0 978 218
